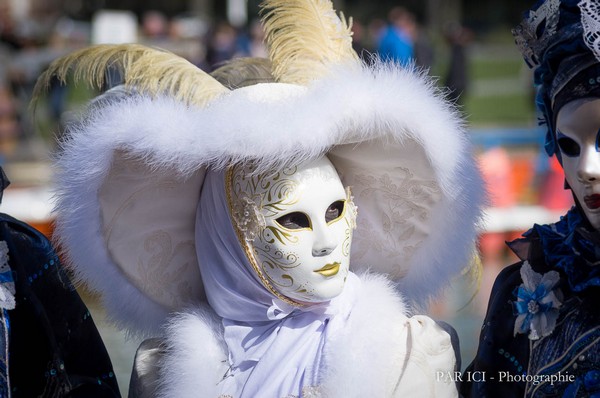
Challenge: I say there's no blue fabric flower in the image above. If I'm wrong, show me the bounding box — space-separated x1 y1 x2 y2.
513 261 562 340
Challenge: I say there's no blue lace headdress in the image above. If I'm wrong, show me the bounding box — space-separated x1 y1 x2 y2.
513 0 600 162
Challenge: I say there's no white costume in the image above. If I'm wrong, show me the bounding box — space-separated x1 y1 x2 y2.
36 0 485 397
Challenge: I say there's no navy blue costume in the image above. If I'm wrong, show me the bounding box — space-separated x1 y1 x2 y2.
461 207 600 397
463 0 600 395
0 212 121 397
0 162 120 398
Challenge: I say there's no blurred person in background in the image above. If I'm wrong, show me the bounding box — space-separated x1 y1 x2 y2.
412 20 435 72
246 19 267 58
376 6 416 67
0 83 18 161
0 0 77 151
462 0 600 396
443 22 473 105
205 21 241 70
141 10 169 43
351 19 372 61
367 17 387 50
0 167 120 397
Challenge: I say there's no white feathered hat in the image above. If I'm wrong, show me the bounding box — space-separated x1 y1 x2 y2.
37 0 485 336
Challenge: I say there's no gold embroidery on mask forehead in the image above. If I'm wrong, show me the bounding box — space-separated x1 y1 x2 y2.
231 162 302 244
226 165 304 307
260 167 301 218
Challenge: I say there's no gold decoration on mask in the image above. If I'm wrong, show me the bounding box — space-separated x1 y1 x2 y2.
342 187 357 257
263 226 300 245
32 43 229 108
345 186 358 229
229 191 266 242
256 245 300 286
232 163 301 245
233 164 307 293
226 165 304 307
260 0 359 85
260 169 300 218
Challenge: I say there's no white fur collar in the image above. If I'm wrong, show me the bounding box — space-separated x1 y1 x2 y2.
157 273 420 397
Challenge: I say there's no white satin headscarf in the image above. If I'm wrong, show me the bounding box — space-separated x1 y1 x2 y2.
195 169 359 398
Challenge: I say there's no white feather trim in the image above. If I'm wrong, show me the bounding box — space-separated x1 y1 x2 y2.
156 306 227 398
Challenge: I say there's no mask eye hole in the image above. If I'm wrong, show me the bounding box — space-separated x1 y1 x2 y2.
325 200 346 224
557 132 580 157
276 212 311 230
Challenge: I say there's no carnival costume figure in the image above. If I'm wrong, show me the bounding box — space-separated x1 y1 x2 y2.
462 0 600 397
34 0 485 396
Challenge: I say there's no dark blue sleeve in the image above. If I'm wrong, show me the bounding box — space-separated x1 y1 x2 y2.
460 262 530 398
0 213 121 397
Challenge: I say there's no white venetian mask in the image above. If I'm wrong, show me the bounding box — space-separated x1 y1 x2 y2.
556 97 600 230
227 156 357 304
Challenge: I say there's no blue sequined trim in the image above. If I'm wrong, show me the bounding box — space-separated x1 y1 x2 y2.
498 348 526 374
27 256 58 285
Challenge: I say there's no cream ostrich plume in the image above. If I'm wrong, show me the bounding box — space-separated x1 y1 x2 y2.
32 44 229 107
260 0 359 85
